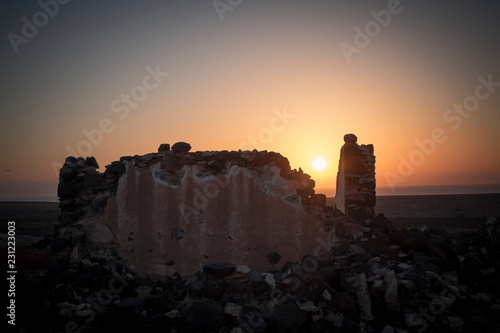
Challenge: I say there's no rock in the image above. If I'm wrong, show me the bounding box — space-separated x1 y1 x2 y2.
270 301 307 331
398 263 410 270
79 217 114 245
59 165 78 181
405 312 423 327
135 285 153 299
448 316 464 331
311 194 327 207
51 238 67 253
329 292 357 320
203 261 236 278
267 252 281 265
171 227 185 240
165 309 178 318
59 226 85 245
172 142 191 153
179 301 225 331
486 216 498 239
65 156 77 166
92 196 108 213
230 328 244 333
372 214 392 234
224 302 242 317
262 273 276 289
105 160 126 174
85 156 99 169
345 244 366 258
299 301 318 312
388 228 405 246
115 298 143 309
384 270 398 310
236 265 251 274
374 234 390 247
160 155 180 171
322 289 332 300
57 181 80 198
69 244 82 265
346 206 373 224
158 143 170 152
355 273 372 320
324 312 344 328
185 271 224 299
75 308 92 318
344 133 358 143
83 172 105 195
412 251 430 264
249 270 263 282
382 325 395 333
402 231 427 251
76 157 85 167
362 192 376 206
345 194 364 205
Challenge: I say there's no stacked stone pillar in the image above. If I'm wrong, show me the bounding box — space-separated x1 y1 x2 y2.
334 134 376 225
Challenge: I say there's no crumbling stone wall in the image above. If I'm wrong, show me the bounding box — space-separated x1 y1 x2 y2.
334 134 376 224
56 142 338 276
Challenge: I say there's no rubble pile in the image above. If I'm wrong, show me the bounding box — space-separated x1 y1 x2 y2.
31 138 497 332
34 214 500 332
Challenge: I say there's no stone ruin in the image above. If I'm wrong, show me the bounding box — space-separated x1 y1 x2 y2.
56 137 368 276
39 134 499 332
335 133 376 224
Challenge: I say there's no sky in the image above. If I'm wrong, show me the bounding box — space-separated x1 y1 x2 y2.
1 0 500 200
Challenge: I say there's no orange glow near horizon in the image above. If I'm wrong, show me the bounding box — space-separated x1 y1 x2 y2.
1 2 500 200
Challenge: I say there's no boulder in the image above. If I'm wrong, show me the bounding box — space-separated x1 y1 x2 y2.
179 301 225 331
344 133 358 143
85 156 99 169
203 261 236 278
157 143 170 152
402 231 428 252
269 301 307 331
172 142 191 153
185 271 224 299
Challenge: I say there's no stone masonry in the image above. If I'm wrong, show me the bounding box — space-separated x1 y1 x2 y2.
56 143 341 276
334 134 376 224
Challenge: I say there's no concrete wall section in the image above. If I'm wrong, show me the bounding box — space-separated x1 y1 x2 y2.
57 145 336 277
103 161 331 276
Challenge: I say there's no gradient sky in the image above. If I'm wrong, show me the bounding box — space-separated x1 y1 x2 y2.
1 0 500 200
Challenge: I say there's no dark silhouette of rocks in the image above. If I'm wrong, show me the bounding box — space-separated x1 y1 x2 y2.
8 135 500 332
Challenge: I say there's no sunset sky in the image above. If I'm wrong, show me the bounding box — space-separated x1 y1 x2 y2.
1 0 500 200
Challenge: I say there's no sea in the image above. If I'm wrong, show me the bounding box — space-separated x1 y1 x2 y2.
317 183 500 197
1 184 500 202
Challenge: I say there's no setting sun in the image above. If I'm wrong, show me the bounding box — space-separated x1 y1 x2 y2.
312 157 327 171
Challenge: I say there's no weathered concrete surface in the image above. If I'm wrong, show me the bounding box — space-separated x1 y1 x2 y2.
103 162 332 276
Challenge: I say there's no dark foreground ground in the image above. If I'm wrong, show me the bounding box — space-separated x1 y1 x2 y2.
1 194 499 332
